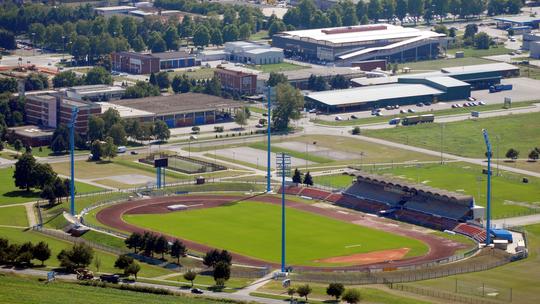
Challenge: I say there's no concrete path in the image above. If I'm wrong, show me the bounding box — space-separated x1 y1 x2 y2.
25 202 37 227
233 271 276 296
493 213 540 228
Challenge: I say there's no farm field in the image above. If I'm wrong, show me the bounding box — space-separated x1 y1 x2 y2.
367 163 540 219
0 167 104 205
364 112 540 158
123 201 429 266
405 223 540 304
0 275 228 304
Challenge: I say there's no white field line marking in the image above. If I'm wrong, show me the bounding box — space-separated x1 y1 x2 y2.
345 244 362 248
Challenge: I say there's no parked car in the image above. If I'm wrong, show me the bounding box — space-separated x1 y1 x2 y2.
416 103 425 107
335 116 343 121
191 288 204 294
407 108 415 113
100 274 120 284
479 101 486 105
400 109 406 114
350 114 358 119
256 123 264 128
130 151 139 155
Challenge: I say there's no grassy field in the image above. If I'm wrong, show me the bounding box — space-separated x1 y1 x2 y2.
311 100 538 126
314 174 356 189
0 205 28 227
447 46 512 58
165 273 252 289
248 62 308 73
0 167 104 206
401 57 494 72
249 141 334 164
123 201 428 266
169 67 216 80
364 112 540 158
368 162 540 218
0 275 230 304
0 227 173 278
257 280 433 304
250 30 269 40
406 223 540 304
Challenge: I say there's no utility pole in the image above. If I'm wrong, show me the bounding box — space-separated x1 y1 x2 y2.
276 153 290 273
266 86 272 192
69 107 79 216
482 129 492 245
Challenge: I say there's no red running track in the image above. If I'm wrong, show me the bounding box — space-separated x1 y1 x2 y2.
96 194 467 271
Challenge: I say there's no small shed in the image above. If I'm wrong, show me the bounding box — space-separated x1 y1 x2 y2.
491 228 513 243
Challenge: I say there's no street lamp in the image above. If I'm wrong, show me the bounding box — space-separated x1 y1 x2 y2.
31 33 35 56
62 36 66 61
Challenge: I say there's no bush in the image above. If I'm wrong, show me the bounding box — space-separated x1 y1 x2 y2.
214 126 224 133
191 126 200 133
352 126 361 135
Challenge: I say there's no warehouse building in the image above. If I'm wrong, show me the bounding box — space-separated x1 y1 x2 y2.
272 24 444 65
111 51 199 74
493 16 540 30
523 32 540 50
224 42 284 65
105 93 242 128
94 6 137 17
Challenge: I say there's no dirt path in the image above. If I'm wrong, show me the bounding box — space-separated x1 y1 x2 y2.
96 194 466 271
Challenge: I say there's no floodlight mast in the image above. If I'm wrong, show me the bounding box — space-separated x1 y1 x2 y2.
482 129 492 245
69 107 79 216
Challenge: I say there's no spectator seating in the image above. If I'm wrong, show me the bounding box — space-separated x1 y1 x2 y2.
404 197 469 221
454 223 486 242
299 187 333 200
344 182 403 206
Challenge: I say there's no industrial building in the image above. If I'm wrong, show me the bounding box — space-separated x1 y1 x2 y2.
224 42 284 65
66 85 125 101
104 93 242 128
214 66 258 95
523 32 540 50
272 24 444 65
308 63 519 112
530 41 540 59
7 125 54 147
94 6 137 17
494 16 540 30
111 51 199 74
25 94 101 134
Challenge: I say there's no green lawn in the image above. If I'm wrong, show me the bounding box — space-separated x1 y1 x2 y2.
250 30 269 40
248 62 308 73
123 201 428 266
166 273 252 289
401 57 494 72
447 46 512 58
311 100 538 126
6 144 88 157
0 205 28 227
0 167 104 206
0 227 173 278
0 275 230 304
406 223 540 304
368 163 540 218
364 112 540 158
314 174 355 188
169 67 215 81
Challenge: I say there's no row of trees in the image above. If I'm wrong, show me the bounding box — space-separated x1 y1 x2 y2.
0 238 51 267
506 147 540 162
52 67 113 88
285 283 361 303
124 231 187 262
307 74 350 91
282 0 504 31
0 94 25 139
292 169 314 186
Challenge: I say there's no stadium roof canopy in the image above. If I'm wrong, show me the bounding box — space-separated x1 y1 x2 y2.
305 83 443 106
350 172 473 203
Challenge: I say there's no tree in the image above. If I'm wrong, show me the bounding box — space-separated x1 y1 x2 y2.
408 0 424 25
0 30 16 50
142 232 157 257
13 153 37 191
149 32 166 53
183 270 197 287
308 75 328 91
368 0 383 22
172 75 192 93
125 232 143 253
223 24 239 42
287 287 296 301
464 24 478 40
170 239 186 264
155 71 170 90
57 243 94 272
204 77 221 96
474 32 490 49
13 139 23 155
154 235 169 260
396 0 408 24
94 256 101 273
90 140 103 161
40 184 56 206
85 66 112 85
507 0 523 14
213 261 231 285
203 249 232 268
125 261 141 279
51 133 68 154
342 289 362 304
52 177 68 204
102 136 117 161
330 75 349 89
24 73 49 91
114 254 134 270
239 24 251 40
528 149 539 162
88 115 105 141
382 0 396 21
505 148 519 161
327 283 345 300
449 0 461 21
272 83 304 131
268 20 287 37
292 168 302 184
193 26 210 48
102 108 121 130
33 163 57 190
235 109 248 129
210 29 223 46
433 0 449 23
108 123 127 146
53 71 83 88
153 120 170 142
164 26 179 50
303 171 314 186
267 72 288 87
342 1 359 26
149 73 157 86
297 284 312 301
124 81 160 98
131 35 146 52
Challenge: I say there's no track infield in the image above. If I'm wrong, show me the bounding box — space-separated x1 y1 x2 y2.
96 194 468 270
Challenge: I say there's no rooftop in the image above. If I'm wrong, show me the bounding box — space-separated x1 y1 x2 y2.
244 47 283 55
305 83 443 106
67 85 126 93
441 62 519 74
258 66 363 81
151 51 195 60
94 6 136 11
8 125 54 138
493 16 540 24
351 76 399 86
277 24 444 45
110 93 242 115
97 102 154 119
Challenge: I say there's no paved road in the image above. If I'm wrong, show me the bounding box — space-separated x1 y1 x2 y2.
493 214 540 228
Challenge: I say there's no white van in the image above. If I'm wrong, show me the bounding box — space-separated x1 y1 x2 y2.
117 146 127 153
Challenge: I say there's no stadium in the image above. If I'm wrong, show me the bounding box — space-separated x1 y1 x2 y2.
88 168 524 276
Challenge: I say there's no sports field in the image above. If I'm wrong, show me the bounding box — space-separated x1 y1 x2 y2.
123 201 428 266
364 112 540 158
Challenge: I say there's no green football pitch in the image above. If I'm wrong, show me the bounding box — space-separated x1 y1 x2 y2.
123 201 428 266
